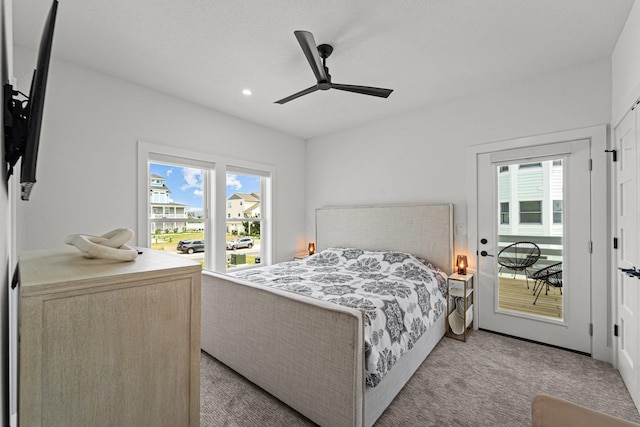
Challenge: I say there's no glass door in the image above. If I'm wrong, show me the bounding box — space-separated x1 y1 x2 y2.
496 160 564 320
477 140 591 354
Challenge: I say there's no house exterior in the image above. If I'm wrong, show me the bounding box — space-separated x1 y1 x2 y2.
226 192 260 234
498 160 563 237
149 173 188 233
496 159 564 268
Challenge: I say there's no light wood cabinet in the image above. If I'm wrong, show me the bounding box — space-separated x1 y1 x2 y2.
18 248 201 427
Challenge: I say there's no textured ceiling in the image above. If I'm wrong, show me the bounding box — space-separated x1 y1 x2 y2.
12 0 635 139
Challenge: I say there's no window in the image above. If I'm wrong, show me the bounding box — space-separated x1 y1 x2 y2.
500 202 509 224
520 201 542 224
225 170 264 271
553 200 563 224
552 159 562 166
499 166 509 173
519 162 542 169
139 142 273 273
148 162 205 244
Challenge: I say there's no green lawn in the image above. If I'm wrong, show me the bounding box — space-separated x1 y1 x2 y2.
151 232 260 255
151 232 204 251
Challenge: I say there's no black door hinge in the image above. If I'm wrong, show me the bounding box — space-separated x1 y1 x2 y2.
11 266 19 290
614 237 618 249
605 149 617 162
589 323 593 336
614 324 619 337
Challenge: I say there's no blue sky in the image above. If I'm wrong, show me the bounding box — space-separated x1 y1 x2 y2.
150 163 260 213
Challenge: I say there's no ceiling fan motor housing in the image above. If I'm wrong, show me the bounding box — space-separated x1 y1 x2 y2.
318 44 333 59
318 70 331 90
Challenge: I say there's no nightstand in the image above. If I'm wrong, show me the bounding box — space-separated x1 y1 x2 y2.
293 254 310 260
446 273 474 342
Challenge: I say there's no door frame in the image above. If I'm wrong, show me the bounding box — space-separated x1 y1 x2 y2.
466 125 610 362
612 109 639 406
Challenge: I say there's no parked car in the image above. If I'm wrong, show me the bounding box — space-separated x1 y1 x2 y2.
226 237 254 250
176 239 205 254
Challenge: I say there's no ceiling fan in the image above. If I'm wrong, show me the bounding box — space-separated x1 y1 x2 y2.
275 30 394 104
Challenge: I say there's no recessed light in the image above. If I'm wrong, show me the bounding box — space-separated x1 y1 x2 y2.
242 89 252 96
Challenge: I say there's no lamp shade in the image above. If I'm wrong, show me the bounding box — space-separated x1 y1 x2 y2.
456 255 467 275
308 242 316 255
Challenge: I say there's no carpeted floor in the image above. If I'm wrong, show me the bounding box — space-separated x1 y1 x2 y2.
200 330 640 426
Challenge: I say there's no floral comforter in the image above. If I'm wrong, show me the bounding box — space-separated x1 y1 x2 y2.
229 247 447 387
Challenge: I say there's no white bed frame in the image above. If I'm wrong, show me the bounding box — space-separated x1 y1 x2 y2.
201 204 453 426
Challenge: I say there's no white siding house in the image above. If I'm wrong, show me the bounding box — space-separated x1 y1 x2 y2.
149 174 188 233
497 160 563 237
226 192 260 234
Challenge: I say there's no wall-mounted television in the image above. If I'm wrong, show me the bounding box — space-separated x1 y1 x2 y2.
3 0 58 201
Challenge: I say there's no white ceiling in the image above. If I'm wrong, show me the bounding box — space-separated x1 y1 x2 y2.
12 0 635 140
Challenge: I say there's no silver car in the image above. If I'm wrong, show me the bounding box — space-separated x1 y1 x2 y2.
176 239 205 254
226 237 254 250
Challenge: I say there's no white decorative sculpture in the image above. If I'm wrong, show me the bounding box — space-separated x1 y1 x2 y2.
64 228 138 261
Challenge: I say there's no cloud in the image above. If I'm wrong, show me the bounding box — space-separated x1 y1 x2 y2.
187 206 203 214
181 167 203 198
226 173 242 191
166 168 173 176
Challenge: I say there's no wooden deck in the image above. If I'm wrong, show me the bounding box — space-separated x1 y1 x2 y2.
498 276 563 320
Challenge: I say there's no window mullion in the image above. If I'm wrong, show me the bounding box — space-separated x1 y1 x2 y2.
212 165 228 272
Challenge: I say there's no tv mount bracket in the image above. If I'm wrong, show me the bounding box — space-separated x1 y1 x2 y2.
3 83 30 178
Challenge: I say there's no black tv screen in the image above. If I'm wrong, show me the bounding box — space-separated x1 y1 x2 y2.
3 0 58 200
20 0 58 200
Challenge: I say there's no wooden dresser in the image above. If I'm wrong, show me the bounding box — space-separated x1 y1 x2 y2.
18 248 201 427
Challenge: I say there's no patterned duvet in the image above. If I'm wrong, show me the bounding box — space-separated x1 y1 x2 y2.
229 247 447 387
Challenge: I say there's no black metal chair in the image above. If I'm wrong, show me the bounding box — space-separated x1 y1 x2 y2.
531 262 562 305
497 242 541 289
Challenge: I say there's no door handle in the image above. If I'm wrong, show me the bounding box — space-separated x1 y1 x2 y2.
619 267 640 278
480 250 494 257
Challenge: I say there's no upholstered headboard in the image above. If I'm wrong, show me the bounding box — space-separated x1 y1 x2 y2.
316 204 454 273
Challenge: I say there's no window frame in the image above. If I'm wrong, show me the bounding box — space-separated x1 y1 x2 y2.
500 202 509 224
138 141 274 272
519 200 543 224
518 162 542 169
553 199 563 224
224 167 268 272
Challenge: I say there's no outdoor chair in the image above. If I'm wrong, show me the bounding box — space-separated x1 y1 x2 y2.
497 241 541 289
532 262 563 305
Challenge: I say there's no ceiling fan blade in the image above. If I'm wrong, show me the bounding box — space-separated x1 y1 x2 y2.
294 30 328 83
331 83 393 98
274 85 319 104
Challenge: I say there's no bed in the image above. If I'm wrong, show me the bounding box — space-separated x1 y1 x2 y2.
201 204 453 426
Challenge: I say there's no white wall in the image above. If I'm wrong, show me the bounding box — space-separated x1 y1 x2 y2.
306 59 612 256
613 0 640 123
13 47 307 261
